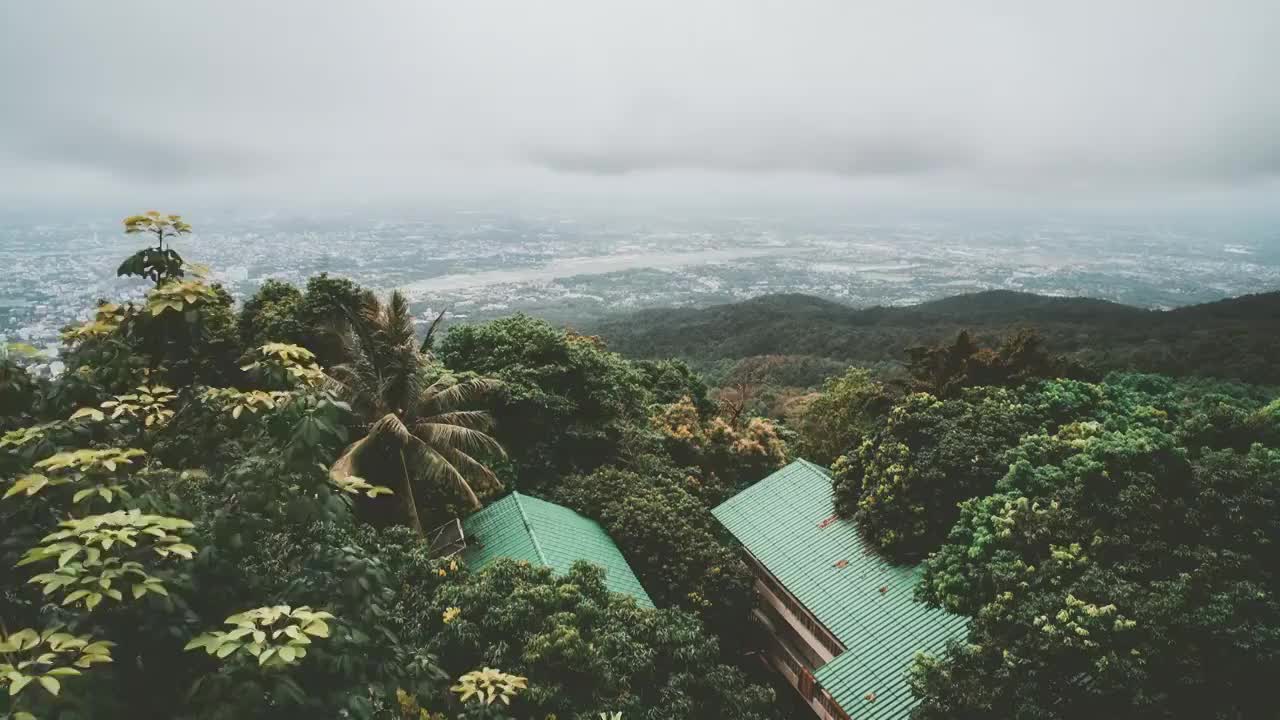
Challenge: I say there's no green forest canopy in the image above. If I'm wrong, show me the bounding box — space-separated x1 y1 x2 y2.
591 290 1280 386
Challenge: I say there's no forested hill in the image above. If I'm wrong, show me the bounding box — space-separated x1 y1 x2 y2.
592 289 1280 385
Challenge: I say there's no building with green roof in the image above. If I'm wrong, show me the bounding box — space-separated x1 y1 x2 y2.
459 491 654 608
712 459 968 720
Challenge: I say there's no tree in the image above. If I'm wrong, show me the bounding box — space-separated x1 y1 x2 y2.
833 386 1040 561
426 558 777 720
117 210 193 286
793 366 897 467
904 329 1088 399
706 354 849 422
911 425 1280 719
436 315 651 489
328 290 505 534
651 396 788 503
238 280 306 349
295 273 368 367
552 462 755 637
635 358 715 413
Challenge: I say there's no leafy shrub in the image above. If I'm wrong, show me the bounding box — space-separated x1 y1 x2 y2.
552 463 754 640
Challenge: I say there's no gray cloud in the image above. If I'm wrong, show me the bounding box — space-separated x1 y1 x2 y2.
527 126 975 177
8 113 269 182
0 1 1277 209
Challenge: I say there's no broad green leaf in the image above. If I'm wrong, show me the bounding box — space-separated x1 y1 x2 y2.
183 636 211 652
70 407 106 422
9 674 33 696
5 474 50 499
38 674 60 696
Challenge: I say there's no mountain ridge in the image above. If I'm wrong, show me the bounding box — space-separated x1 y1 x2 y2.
591 289 1280 385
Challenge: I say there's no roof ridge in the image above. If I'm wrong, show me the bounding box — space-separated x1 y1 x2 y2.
793 457 832 477
511 492 549 566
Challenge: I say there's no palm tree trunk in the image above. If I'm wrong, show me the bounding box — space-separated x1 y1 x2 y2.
398 448 424 536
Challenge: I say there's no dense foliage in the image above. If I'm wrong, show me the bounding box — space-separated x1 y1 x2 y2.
650 396 787 504
552 463 754 639
427 559 775 720
791 367 896 467
901 329 1090 398
436 317 654 489
832 372 1275 563
911 426 1279 719
833 385 1043 560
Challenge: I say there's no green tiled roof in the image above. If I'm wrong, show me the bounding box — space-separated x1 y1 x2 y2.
712 459 968 720
461 492 654 608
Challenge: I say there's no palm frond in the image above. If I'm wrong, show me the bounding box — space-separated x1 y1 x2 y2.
436 445 501 493
330 434 371 482
401 365 435 418
421 306 448 355
421 378 505 415
418 410 494 431
356 289 383 329
368 412 421 449
329 352 384 417
418 447 482 510
412 421 505 458
385 291 416 349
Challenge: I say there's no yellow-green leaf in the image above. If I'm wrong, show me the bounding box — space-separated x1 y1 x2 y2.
70 407 106 422
9 674 33 696
38 675 60 696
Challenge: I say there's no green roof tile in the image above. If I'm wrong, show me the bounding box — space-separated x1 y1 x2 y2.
462 492 654 608
712 460 968 720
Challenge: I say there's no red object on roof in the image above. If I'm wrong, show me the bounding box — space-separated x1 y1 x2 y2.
833 559 850 569
817 514 839 529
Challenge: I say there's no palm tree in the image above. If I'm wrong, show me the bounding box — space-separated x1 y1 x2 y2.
328 290 504 535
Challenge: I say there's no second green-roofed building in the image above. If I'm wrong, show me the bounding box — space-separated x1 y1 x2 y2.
458 491 654 608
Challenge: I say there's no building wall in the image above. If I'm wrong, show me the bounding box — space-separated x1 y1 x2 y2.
744 552 850 720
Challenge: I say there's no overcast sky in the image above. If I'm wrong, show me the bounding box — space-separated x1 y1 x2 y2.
2 1 1278 213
